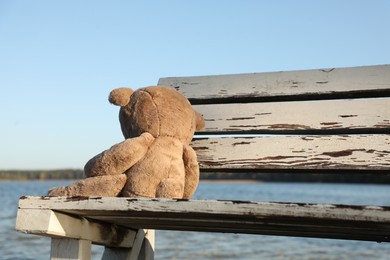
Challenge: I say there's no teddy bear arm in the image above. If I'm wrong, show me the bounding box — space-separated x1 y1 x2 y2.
182 144 200 199
85 132 155 177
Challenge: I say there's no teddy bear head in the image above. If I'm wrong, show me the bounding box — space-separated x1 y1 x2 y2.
108 86 205 143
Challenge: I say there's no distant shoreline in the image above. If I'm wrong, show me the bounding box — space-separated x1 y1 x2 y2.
1 179 261 183
0 179 78 182
1 169 390 184
200 179 261 183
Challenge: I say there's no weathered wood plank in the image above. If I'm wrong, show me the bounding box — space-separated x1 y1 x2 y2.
129 229 146 260
158 65 390 102
50 238 91 260
101 229 154 260
194 97 390 134
140 230 155 260
17 197 390 242
15 208 136 248
191 135 390 171
84 229 154 260
101 248 130 260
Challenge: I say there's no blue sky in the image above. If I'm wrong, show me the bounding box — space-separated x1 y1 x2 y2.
1 1 389 170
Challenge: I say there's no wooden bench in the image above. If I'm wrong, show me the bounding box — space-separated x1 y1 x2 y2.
16 64 390 259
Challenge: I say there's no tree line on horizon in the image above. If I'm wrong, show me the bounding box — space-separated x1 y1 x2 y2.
0 169 84 181
0 169 389 184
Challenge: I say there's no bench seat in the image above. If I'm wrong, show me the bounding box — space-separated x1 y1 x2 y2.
16 196 390 243
15 64 390 259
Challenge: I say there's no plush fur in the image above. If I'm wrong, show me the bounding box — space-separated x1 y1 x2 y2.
48 86 204 199
47 174 127 197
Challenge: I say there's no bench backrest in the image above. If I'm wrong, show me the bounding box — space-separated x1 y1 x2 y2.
13 66 390 259
158 65 390 174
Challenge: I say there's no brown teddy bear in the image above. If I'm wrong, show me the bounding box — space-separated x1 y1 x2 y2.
48 86 205 199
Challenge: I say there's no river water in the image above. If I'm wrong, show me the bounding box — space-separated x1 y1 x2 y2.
1 181 389 259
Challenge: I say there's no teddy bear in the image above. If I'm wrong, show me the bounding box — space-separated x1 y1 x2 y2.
47 86 205 199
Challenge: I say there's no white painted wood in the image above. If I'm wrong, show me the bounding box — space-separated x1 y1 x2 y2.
101 229 154 260
18 197 390 223
191 134 390 170
193 97 390 133
158 65 390 100
140 230 155 260
102 248 130 260
15 208 136 248
16 196 390 242
129 229 146 260
50 238 91 260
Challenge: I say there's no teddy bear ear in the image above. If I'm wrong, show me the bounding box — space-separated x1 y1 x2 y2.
108 88 134 106
194 110 205 131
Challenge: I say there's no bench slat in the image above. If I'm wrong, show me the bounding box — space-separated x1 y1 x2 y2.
158 65 390 103
17 197 390 242
194 97 390 134
191 134 390 171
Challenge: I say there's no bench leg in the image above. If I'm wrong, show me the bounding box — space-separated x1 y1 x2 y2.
50 238 91 260
102 229 155 260
139 229 155 260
